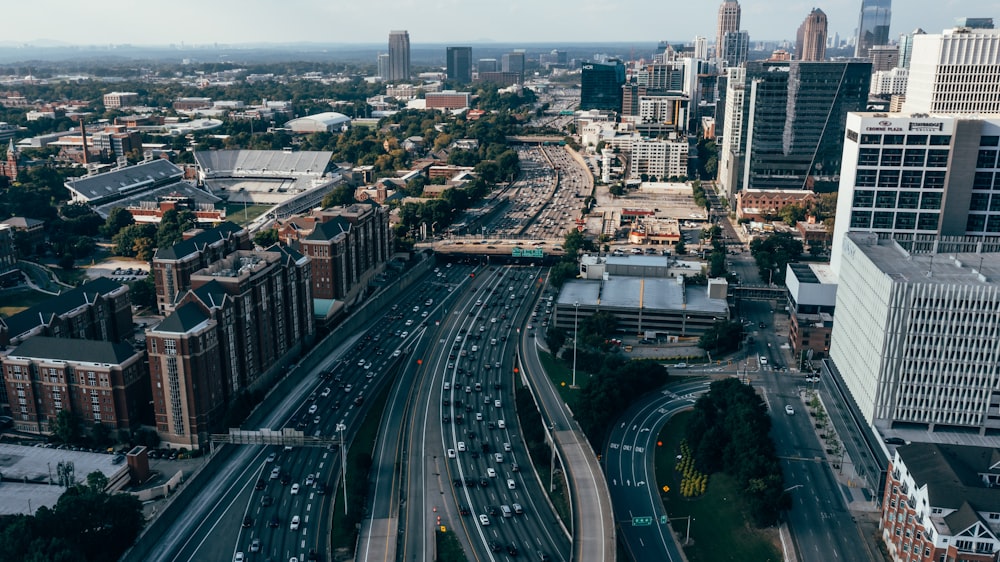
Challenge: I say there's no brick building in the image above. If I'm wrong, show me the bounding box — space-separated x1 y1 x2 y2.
883 443 1000 562
152 222 250 314
3 336 149 434
298 202 392 301
147 245 313 449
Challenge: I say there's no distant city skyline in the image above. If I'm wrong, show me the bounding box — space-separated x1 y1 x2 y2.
0 0 995 49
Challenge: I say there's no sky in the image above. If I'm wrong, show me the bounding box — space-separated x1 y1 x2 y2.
2 0 999 47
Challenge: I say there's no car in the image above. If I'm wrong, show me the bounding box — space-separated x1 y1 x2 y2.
884 437 907 446
457 441 466 452
494 399 502 408
255 479 267 490
270 467 281 480
268 515 280 528
308 404 318 415
235 553 245 562
504 442 511 452
313 415 321 424
498 419 506 429
266 452 276 463
243 515 253 528
759 322 767 329
512 463 520 472
344 384 353 393
305 473 315 486
400 331 409 338
290 483 300 495
447 449 456 458
289 515 300 530
785 405 795 415
495 453 504 463
513 503 523 514
316 482 327 494
459 506 471 516
261 494 273 506
392 349 401 357
479 514 490 526
320 387 331 397
507 479 516 489
364 362 372 370
673 363 688 369
489 541 503 553
507 544 519 556
250 538 261 552
487 468 497 477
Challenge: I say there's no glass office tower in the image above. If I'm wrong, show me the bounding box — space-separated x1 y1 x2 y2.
855 0 892 59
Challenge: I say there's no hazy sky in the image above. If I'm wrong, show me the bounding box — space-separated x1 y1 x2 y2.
3 0 998 46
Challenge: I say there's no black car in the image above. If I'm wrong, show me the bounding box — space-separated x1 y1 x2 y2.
255 479 266 490
242 515 253 528
489 541 502 553
884 437 907 446
507 544 519 556
487 505 499 516
459 506 471 516
268 515 280 528
316 482 327 495
260 495 273 507
279 473 291 485
454 479 463 488
480 478 489 487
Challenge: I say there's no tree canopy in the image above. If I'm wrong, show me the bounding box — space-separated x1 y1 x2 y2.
749 232 803 286
685 378 789 527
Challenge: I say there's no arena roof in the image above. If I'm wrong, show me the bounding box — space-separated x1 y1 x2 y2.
65 159 184 204
284 112 351 132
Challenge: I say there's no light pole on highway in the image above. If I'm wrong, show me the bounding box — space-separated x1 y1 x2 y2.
337 423 348 515
572 301 579 388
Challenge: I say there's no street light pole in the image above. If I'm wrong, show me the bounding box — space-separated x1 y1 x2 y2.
337 423 348 515
572 302 579 388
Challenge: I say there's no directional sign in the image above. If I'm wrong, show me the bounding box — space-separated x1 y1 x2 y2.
632 516 654 527
512 247 544 258
660 515 668 524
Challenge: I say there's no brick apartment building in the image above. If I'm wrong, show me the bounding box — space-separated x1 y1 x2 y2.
3 337 149 434
297 202 392 301
147 244 313 449
152 222 251 314
883 443 1000 562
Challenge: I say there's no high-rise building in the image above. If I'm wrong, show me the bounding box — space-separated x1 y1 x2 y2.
870 67 908 96
152 222 251 314
870 45 899 72
955 17 994 29
855 0 892 59
720 30 750 68
796 8 828 61
903 27 1000 115
580 60 625 111
377 53 390 80
693 36 708 60
478 58 498 73
446 47 472 83
718 60 871 198
299 202 392 301
716 0 741 59
718 66 747 196
502 51 526 80
897 28 925 70
830 112 1000 273
830 232 1000 434
387 30 410 82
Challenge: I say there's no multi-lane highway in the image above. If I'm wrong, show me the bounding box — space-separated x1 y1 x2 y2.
401 264 571 561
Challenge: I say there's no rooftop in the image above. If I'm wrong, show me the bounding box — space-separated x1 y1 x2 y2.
65 159 183 203
9 336 139 365
2 278 126 342
557 277 728 314
846 232 1000 287
194 149 333 177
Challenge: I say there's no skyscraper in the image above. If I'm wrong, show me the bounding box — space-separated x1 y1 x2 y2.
502 51 526 80
796 8 828 61
693 36 708 60
855 0 892 59
580 60 625 111
720 30 750 68
446 47 472 83
716 0 741 59
376 54 390 81
903 27 1000 115
719 60 871 198
387 30 410 82
897 28 925 70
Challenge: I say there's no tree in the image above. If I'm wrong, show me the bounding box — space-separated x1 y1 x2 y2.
253 229 279 248
674 239 687 255
545 327 567 357
129 274 155 309
749 232 803 285
90 422 112 449
50 410 82 445
85 471 109 493
100 207 134 238
698 319 744 354
112 223 156 257
57 253 75 270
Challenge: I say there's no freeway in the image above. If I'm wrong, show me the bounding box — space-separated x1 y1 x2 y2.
603 380 710 562
401 264 571 561
138 264 465 562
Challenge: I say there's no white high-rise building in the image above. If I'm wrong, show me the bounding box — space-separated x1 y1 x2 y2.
693 36 708 60
830 231 1000 434
903 27 1000 114
717 67 746 197
870 67 908 96
629 137 689 180
831 112 1000 273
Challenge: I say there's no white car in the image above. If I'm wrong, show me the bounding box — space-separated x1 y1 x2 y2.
457 441 466 452
760 355 768 366
266 452 276 463
289 515 300 530
507 479 516 490
290 483 300 495
234 553 245 562
308 404 318 414
498 419 506 429
320 387 331 397
487 468 497 477
305 473 315 486
447 448 456 459
479 514 490 526
785 405 795 415
392 349 401 357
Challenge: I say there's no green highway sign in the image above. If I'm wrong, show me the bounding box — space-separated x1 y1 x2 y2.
660 515 668 524
512 247 544 258
632 516 654 527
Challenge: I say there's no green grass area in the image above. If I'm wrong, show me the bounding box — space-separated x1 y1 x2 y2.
330 379 393 550
654 411 781 562
224 204 272 226
0 289 54 317
435 529 468 562
537 350 586 412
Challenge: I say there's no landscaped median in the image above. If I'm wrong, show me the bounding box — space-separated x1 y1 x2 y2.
654 411 782 562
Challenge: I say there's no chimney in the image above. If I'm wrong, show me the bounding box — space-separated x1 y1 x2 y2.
79 120 90 166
